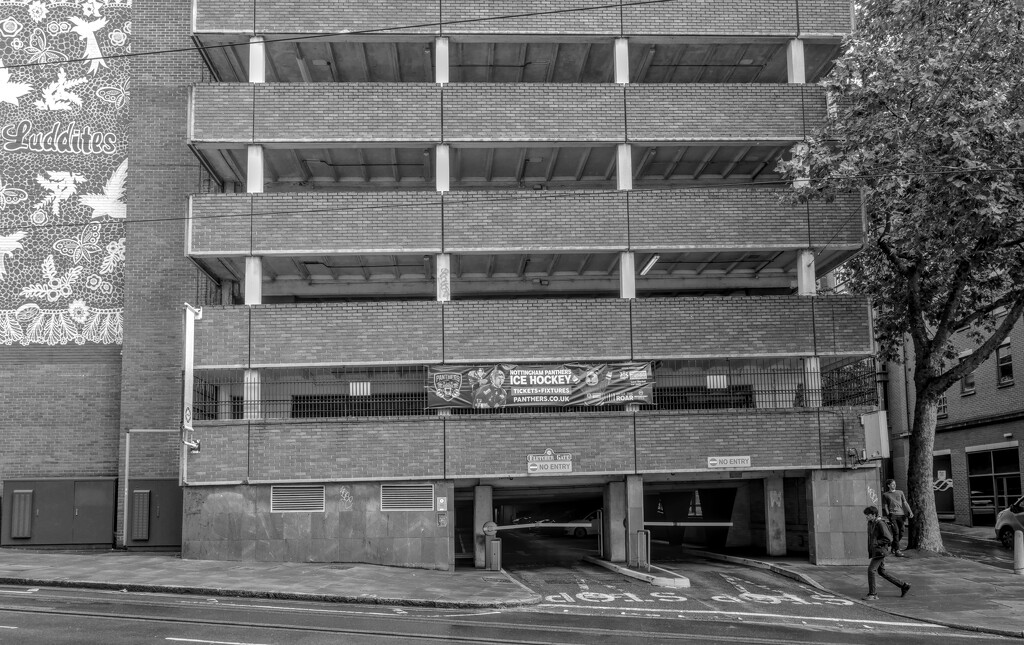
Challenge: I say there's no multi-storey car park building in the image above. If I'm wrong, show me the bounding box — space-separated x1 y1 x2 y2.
2 0 887 569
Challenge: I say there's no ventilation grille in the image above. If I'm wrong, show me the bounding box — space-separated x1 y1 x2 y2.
10 490 33 539
380 484 434 511
131 490 151 541
271 485 325 512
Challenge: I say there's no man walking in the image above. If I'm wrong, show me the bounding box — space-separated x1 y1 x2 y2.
863 506 911 601
882 478 914 556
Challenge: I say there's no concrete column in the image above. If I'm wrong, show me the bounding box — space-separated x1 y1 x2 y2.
764 475 787 556
434 37 449 84
436 144 450 192
792 142 810 189
249 36 266 83
797 248 816 296
786 38 805 84
217 384 232 420
473 485 493 568
625 474 644 567
603 481 627 562
614 37 629 84
243 369 261 420
436 253 451 302
619 251 636 299
807 468 878 565
804 356 823 408
616 144 632 191
247 145 264 193
244 256 262 305
220 280 234 305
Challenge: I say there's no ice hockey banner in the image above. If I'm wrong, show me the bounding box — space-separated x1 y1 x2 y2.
426 362 654 409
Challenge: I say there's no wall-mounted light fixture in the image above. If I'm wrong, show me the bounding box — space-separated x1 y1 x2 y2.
639 254 660 276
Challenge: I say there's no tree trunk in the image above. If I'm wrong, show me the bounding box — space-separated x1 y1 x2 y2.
905 392 945 552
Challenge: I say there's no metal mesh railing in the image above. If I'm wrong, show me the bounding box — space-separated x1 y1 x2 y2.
192 357 876 421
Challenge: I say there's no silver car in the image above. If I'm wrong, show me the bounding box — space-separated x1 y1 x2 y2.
995 495 1024 548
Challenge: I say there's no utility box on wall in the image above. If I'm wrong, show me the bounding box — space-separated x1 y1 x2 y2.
861 410 890 460
1 478 116 547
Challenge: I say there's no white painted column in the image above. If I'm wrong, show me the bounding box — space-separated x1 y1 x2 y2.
434 37 449 85
435 144 450 192
243 368 261 420
616 144 632 191
249 35 266 83
803 357 823 408
246 145 264 193
217 384 232 420
797 249 816 296
619 251 636 299
786 38 805 84
436 253 451 302
244 256 263 305
614 37 630 84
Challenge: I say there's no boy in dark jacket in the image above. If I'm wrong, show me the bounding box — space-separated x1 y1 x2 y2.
863 505 911 600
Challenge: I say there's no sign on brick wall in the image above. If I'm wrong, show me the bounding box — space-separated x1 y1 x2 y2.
0 0 129 346
427 362 654 409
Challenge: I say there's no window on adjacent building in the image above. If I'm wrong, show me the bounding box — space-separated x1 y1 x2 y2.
960 359 976 395
936 393 947 418
997 343 1013 386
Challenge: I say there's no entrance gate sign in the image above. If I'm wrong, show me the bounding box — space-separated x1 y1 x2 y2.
426 362 654 409
527 448 573 474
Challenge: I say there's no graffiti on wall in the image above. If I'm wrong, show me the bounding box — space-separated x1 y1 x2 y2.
0 0 129 345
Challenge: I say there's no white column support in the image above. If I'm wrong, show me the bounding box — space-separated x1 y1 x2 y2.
786 38 805 84
792 142 809 189
614 37 630 84
243 369 261 420
434 37 449 85
249 36 266 83
246 145 264 193
803 356 823 408
616 144 632 191
436 143 450 192
245 256 263 305
797 249 816 296
217 383 232 420
436 253 451 302
619 251 636 299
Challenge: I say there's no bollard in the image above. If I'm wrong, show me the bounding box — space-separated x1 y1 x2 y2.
487 537 502 571
1015 531 1023 576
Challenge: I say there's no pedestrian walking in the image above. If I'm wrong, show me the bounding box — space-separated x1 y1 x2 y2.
882 478 914 556
863 505 911 601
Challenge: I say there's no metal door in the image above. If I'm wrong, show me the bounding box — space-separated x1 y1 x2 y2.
72 480 115 545
1 480 73 545
126 479 183 548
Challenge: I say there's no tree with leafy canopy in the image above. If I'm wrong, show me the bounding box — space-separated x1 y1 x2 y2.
778 0 1024 552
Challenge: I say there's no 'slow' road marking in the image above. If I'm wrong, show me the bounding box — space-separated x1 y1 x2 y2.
537 604 940 627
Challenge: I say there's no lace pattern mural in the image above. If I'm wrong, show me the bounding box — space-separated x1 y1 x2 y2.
0 0 129 345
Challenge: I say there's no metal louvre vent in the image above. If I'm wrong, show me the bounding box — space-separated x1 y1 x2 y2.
271 485 326 512
380 484 434 511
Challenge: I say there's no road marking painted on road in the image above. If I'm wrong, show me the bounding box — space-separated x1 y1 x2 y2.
0 626 18 629
0 589 37 595
536 604 941 627
166 639 269 645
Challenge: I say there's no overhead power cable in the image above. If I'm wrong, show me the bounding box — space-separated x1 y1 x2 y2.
2 0 685 71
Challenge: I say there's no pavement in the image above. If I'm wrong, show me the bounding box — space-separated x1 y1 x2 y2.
0 524 1021 638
